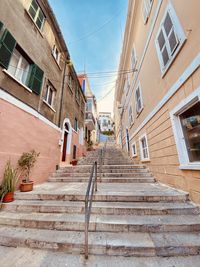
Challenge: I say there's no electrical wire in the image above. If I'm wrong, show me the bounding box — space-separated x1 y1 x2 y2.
97 85 115 102
68 9 122 44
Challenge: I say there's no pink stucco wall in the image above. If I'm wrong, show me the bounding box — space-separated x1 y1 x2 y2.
0 99 61 185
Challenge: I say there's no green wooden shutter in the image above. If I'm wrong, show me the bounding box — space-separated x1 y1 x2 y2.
0 30 16 69
0 21 3 31
27 64 44 95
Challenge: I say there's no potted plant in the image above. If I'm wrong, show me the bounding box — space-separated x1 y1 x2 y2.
70 159 78 166
0 161 19 203
18 150 40 192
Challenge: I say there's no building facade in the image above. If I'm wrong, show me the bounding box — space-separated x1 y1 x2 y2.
78 74 100 148
114 0 200 203
99 112 114 133
0 0 86 184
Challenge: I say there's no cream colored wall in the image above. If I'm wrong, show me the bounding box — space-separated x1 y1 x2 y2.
115 0 200 203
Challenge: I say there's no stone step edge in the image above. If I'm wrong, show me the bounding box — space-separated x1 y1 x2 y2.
14 194 189 202
0 227 200 256
0 213 200 232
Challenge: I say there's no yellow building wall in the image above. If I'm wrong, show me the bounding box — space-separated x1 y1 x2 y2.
116 0 200 203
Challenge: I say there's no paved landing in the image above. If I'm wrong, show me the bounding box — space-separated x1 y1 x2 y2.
1 246 200 267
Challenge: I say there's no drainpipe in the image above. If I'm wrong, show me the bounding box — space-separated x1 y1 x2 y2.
58 60 67 128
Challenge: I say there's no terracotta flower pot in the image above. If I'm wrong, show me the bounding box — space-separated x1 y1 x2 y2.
20 181 34 192
70 160 77 166
3 192 14 203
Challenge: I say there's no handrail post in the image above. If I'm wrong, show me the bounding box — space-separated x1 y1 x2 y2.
85 201 89 259
95 161 97 192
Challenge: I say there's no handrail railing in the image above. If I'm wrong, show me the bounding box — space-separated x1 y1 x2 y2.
84 141 107 259
85 161 97 259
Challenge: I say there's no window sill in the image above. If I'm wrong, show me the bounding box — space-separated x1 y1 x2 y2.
76 99 80 106
136 107 144 118
3 69 32 93
68 84 73 95
179 164 200 170
132 155 137 158
72 128 78 134
43 99 56 113
25 9 44 38
141 158 150 162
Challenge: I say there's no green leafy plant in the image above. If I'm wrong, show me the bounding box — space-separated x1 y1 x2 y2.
18 150 40 183
0 161 19 202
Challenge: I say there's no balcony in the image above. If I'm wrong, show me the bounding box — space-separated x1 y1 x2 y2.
85 111 96 130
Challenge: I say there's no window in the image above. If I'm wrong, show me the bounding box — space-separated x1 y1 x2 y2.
0 30 44 94
128 105 134 126
135 84 143 114
131 46 137 70
7 48 30 85
155 3 186 74
0 21 5 39
124 75 130 95
74 117 78 132
44 84 55 107
139 134 150 161
68 75 73 90
52 45 60 64
132 142 137 157
170 88 200 170
86 99 92 112
142 0 153 23
76 86 80 103
28 0 45 30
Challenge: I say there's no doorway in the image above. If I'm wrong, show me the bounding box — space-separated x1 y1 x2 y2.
61 121 71 162
62 131 68 161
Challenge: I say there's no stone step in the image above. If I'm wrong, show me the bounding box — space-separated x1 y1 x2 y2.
13 182 189 202
1 212 200 232
51 172 152 178
48 177 155 183
14 192 188 203
1 226 200 256
2 247 200 266
57 167 148 174
2 200 199 215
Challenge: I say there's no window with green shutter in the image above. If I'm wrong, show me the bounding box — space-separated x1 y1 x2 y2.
27 64 44 94
0 21 3 31
0 30 16 69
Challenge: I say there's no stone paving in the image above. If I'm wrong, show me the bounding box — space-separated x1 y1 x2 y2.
1 246 200 267
0 139 200 265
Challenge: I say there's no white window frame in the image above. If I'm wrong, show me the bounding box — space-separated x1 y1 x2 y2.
44 84 55 109
142 0 153 24
135 82 144 115
7 48 30 86
52 45 60 65
131 45 137 71
124 76 130 96
139 133 150 161
29 0 45 31
128 105 134 127
170 87 200 170
155 2 186 75
132 142 137 157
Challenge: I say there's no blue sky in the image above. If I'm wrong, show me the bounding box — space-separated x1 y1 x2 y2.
48 0 128 114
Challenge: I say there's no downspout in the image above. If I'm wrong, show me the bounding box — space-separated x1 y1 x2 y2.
58 60 67 127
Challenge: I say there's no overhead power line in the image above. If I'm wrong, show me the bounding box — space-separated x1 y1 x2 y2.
68 9 121 44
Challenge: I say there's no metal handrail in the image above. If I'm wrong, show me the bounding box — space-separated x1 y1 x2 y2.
84 141 107 259
85 161 97 259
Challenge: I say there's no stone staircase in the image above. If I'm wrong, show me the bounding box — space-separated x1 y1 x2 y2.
0 140 200 258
